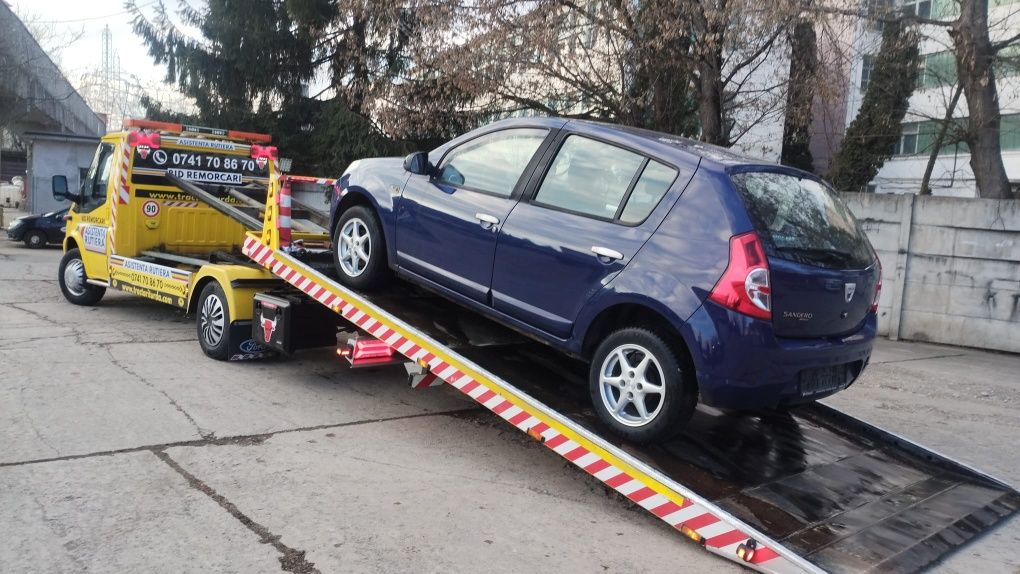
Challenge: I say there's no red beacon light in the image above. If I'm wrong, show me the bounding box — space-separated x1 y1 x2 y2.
338 338 402 368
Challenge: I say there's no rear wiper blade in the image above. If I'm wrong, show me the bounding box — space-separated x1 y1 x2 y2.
774 246 856 263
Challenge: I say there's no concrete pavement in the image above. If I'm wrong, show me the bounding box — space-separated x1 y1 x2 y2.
1 240 1018 573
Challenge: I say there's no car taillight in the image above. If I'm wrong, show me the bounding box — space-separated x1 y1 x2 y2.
708 232 771 321
871 257 882 313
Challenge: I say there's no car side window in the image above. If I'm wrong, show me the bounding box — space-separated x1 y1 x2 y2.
436 128 547 198
619 160 677 224
533 136 645 220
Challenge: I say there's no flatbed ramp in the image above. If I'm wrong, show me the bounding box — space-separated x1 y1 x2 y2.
240 234 1019 574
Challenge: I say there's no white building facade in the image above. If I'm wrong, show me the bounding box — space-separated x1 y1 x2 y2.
844 0 1020 196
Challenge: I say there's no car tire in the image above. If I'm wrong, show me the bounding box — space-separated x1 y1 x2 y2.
589 328 697 444
333 205 388 290
24 230 47 249
58 248 105 306
197 281 231 360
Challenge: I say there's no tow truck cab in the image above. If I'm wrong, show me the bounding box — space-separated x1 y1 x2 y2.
52 119 283 359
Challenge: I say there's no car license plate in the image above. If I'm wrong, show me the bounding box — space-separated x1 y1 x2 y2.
800 365 847 396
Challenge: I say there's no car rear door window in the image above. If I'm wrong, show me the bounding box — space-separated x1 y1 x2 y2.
534 135 645 219
731 171 874 269
619 160 677 224
436 128 548 198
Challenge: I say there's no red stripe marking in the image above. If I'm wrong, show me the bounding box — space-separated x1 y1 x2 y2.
649 500 683 518
584 459 610 475
323 294 337 307
414 373 437 388
750 546 780 564
432 361 449 373
491 400 512 415
682 513 720 531
420 352 435 364
529 422 549 436
356 314 371 327
445 371 463 384
544 434 568 449
279 206 292 216
604 473 632 489
475 389 496 404
460 380 480 395
564 446 589 462
705 529 748 549
405 345 421 359
626 486 657 503
507 411 530 426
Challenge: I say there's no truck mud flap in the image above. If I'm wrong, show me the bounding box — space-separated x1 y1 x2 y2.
227 320 274 361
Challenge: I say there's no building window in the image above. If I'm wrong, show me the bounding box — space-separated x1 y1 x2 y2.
895 123 920 155
861 55 875 90
1003 113 1020 150
919 51 957 88
902 0 932 18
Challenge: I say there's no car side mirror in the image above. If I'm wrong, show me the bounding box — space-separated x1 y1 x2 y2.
52 175 72 201
403 151 433 176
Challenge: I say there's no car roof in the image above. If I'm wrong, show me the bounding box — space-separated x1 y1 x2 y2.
478 117 805 176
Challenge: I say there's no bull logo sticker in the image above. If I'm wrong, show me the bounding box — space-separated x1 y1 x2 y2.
260 312 279 342
136 145 152 160
256 156 268 170
845 282 856 303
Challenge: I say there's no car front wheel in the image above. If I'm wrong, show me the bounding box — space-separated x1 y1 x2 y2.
332 205 388 290
589 328 696 444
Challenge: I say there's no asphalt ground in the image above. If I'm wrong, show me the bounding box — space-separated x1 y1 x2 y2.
1 239 1018 574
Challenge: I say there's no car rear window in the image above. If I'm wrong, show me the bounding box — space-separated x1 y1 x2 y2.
731 171 874 269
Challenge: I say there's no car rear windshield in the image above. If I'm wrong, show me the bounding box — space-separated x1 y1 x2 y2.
731 171 874 269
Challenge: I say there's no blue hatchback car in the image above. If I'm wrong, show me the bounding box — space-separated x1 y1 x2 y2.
330 118 880 442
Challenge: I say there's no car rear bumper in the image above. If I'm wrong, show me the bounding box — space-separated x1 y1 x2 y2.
682 300 876 410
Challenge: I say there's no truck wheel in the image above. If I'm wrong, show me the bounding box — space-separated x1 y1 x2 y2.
58 248 105 306
24 230 46 248
589 328 697 444
333 205 388 290
197 281 231 360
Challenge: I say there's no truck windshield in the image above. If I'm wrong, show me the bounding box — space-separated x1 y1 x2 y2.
78 144 114 212
731 171 874 269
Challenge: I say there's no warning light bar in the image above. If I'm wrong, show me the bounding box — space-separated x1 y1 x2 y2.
122 118 272 144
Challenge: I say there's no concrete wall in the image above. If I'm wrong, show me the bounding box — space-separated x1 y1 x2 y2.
842 193 1020 353
26 136 99 214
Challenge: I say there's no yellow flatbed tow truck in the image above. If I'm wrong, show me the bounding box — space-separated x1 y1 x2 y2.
53 118 336 359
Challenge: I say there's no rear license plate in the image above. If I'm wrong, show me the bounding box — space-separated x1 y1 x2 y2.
800 365 848 396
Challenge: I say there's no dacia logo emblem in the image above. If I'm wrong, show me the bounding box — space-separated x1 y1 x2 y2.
845 282 856 303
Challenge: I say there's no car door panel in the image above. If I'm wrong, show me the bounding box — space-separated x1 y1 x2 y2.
491 132 697 338
395 184 516 302
492 205 651 336
394 127 554 303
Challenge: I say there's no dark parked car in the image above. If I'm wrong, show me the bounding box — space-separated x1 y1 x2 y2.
329 118 881 442
6 208 68 248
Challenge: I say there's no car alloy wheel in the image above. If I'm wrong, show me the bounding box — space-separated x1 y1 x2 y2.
598 343 666 427
338 217 371 277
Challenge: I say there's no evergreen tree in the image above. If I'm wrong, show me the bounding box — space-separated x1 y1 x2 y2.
828 19 920 192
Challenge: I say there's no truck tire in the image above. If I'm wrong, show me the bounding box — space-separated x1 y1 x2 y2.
333 205 388 290
58 248 105 306
589 328 697 444
197 281 231 360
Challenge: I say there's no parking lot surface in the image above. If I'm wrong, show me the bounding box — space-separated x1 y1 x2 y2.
1 241 1018 573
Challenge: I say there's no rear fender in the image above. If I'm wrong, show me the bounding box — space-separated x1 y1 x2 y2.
187 265 278 321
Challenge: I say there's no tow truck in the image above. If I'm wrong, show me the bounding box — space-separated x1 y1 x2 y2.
55 120 1019 573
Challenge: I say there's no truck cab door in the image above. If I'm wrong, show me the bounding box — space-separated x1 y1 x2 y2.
68 143 116 281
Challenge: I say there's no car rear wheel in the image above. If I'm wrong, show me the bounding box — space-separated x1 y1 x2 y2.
333 205 388 290
197 281 230 360
24 230 46 248
589 328 696 444
58 248 105 306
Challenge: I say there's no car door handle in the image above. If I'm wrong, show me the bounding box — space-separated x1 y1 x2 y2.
591 246 624 261
475 213 500 228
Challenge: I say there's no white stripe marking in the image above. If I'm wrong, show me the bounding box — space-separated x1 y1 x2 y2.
615 479 645 496
695 522 733 540
662 505 706 526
